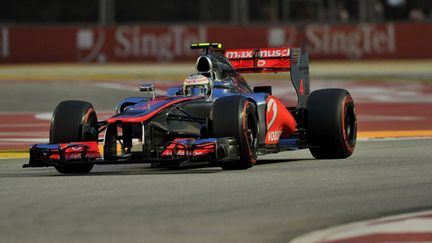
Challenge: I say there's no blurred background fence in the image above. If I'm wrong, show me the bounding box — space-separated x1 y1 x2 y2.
0 0 431 63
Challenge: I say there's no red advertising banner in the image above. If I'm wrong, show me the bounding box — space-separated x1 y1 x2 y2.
0 23 432 63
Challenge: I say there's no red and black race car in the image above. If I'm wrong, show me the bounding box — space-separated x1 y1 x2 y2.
24 43 357 173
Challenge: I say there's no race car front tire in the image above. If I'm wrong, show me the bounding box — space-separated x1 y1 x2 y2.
212 96 258 170
50 100 98 174
306 89 357 159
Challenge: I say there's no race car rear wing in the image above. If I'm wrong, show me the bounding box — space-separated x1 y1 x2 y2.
224 47 292 72
224 47 310 109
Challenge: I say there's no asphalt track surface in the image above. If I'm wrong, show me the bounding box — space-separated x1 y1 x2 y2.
1 138 432 243
1 69 432 242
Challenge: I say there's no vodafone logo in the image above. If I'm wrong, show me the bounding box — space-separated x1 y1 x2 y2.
267 130 282 142
266 98 283 142
267 98 277 129
257 60 266 67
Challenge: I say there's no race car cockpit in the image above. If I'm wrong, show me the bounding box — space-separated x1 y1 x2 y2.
191 43 253 94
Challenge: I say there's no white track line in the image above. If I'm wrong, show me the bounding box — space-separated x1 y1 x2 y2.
358 136 432 142
291 210 432 243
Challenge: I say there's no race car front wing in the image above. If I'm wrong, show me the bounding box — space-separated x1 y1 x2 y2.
23 137 240 168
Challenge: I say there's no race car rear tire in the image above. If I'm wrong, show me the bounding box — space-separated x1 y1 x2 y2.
212 96 258 170
306 89 357 159
50 100 98 174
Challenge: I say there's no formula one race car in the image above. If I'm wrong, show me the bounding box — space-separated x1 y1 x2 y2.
24 42 357 174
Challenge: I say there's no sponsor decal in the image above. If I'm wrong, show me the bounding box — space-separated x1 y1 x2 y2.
266 98 283 142
66 154 82 160
70 146 84 152
267 130 283 142
225 48 290 60
115 26 206 61
267 24 396 59
267 27 297 47
266 98 277 130
183 75 211 85
259 48 290 58
306 24 396 58
265 96 295 143
225 49 254 59
2 23 429 63
0 27 9 58
257 59 266 67
176 150 185 156
76 28 106 62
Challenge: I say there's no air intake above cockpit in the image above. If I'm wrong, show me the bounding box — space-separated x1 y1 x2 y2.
196 55 212 73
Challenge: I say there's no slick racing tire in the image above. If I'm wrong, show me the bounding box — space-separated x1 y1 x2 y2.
212 96 258 170
50 100 98 174
306 89 357 159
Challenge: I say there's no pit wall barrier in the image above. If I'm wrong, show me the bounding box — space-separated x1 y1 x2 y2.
0 23 431 63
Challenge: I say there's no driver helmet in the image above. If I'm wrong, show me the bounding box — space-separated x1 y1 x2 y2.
182 73 213 96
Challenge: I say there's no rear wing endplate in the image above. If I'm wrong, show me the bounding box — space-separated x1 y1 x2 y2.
224 47 310 109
